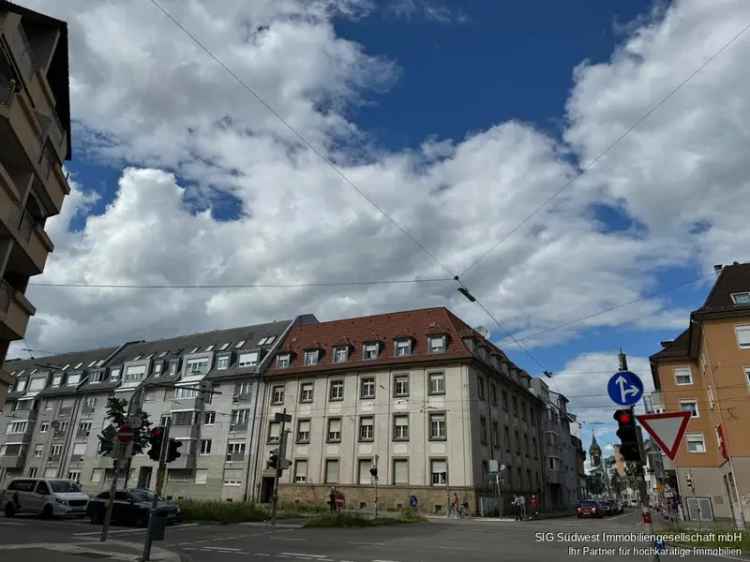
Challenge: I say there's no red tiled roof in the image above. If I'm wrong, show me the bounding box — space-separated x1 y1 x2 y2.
266 307 477 376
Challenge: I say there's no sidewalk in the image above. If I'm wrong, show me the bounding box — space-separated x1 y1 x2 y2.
3 538 182 561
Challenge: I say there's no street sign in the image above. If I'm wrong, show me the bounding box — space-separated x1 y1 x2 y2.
274 412 292 423
607 370 644 406
636 411 691 460
488 459 499 474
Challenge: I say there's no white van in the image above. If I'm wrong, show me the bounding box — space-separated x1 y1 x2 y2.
2 478 89 518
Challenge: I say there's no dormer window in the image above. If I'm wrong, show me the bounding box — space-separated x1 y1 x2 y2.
395 339 412 357
333 347 349 363
276 354 291 369
153 363 163 376
217 356 230 370
363 343 379 360
303 350 320 367
238 351 259 368
732 292 750 305
428 335 447 353
66 373 81 386
51 374 62 387
28 378 46 391
110 368 121 381
15 379 27 393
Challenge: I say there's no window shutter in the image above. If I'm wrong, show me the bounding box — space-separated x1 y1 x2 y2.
394 460 408 484
326 460 339 483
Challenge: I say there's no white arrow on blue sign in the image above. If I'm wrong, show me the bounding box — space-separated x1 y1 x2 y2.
607 370 644 406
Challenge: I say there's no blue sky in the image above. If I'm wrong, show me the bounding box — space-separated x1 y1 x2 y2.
18 0 750 458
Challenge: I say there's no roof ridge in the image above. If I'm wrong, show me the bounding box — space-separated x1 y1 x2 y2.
312 306 449 327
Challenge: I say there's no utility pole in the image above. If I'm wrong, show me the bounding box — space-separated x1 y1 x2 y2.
372 454 379 519
271 408 290 527
142 416 171 562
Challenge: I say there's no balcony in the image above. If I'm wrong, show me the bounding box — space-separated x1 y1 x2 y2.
81 405 96 416
229 423 248 432
168 453 196 470
68 455 85 466
168 424 198 440
15 208 53 274
47 454 61 463
52 430 66 440
0 452 26 469
233 393 252 403
0 278 35 340
225 453 246 463
58 406 73 417
4 425 33 443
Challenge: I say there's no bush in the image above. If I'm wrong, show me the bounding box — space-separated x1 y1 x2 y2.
178 499 269 523
304 511 427 528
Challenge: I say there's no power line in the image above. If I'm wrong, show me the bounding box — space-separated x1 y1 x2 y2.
28 277 454 290
459 20 750 280
147 0 455 280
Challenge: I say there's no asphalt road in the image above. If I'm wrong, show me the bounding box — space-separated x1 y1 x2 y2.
0 510 746 562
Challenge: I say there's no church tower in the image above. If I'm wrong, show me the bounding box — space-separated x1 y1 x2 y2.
589 432 602 468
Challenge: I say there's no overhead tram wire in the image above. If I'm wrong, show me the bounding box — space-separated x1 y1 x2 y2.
458 20 750 281
147 0 456 281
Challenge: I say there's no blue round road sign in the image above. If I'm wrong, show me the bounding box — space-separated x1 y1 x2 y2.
409 495 418 508
607 370 644 406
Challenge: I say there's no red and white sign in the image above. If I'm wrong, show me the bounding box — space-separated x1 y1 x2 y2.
636 411 691 460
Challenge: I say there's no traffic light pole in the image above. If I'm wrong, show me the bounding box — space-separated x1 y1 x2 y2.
142 416 171 562
271 409 288 527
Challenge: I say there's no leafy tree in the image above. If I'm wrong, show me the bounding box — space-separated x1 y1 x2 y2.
97 396 153 456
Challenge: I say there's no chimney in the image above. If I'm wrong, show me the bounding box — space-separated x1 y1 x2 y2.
713 264 723 275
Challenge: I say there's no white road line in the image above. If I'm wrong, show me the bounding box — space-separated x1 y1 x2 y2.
73 528 145 536
202 546 244 552
281 553 327 558
350 542 386 546
372 559 401 562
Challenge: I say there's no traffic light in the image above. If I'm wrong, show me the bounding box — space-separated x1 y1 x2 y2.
267 450 279 470
148 427 164 462
166 439 182 463
98 424 117 456
614 409 641 462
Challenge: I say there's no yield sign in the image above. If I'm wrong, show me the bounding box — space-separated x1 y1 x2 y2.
636 411 691 460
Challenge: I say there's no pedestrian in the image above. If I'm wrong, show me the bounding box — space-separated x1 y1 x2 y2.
329 487 337 513
462 495 470 518
529 494 539 519
512 495 520 520
519 494 527 520
451 493 460 519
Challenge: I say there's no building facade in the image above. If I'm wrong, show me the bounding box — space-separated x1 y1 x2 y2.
0 2 72 410
650 262 750 525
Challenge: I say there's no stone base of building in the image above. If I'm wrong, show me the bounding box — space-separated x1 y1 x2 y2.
277 483 478 515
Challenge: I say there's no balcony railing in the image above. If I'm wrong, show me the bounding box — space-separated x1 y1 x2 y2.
233 393 252 402
59 407 73 417
47 454 61 462
229 423 248 432
225 453 245 462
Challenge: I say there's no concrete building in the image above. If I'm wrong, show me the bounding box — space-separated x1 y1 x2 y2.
0 2 72 410
0 320 296 500
649 261 750 526
529 378 577 512
259 307 547 515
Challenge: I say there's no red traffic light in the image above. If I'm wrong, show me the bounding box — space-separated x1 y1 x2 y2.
151 427 163 438
619 413 632 424
613 410 633 424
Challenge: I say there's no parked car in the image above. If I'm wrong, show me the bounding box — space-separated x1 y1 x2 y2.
86 489 181 526
597 499 614 516
576 500 603 518
613 500 625 514
2 478 89 518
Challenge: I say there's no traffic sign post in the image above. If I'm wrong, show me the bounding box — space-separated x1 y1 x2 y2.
607 370 644 406
636 412 691 460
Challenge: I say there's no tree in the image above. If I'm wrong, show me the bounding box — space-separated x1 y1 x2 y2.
97 396 152 456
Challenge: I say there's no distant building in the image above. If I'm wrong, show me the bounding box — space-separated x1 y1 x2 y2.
0 2 73 410
650 262 750 526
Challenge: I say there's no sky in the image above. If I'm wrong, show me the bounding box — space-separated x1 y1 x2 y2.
10 0 750 457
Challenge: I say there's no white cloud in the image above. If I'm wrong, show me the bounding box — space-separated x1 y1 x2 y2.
10 0 750 364
386 0 467 24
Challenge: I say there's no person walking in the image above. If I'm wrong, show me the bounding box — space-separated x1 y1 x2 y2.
519 494 527 520
529 494 539 519
451 493 460 519
511 495 520 520
328 487 337 513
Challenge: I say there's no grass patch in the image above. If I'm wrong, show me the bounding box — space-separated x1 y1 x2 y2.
304 509 427 528
178 499 269 523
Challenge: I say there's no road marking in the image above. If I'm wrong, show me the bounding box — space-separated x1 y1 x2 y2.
350 542 386 546
281 553 329 558
372 559 401 562
73 528 145 536
203 546 244 552
0 521 23 526
271 536 306 541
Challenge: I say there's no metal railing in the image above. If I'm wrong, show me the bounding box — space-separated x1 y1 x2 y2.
229 423 248 431
225 453 245 462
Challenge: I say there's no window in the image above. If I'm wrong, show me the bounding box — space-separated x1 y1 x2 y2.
303 350 319 366
329 380 344 401
231 409 250 429
205 345 215 352
393 375 409 397
74 362 83 369
686 433 706 453
51 374 62 387
736 326 750 349
15 379 27 393
78 422 92 435
265 336 276 345
7 421 28 434
395 339 412 357
40 422 49 433
325 459 339 483
358 459 373 484
731 292 750 305
333 347 348 363
680 400 699 418
110 368 121 381
491 384 497 405
492 421 499 448
393 459 409 485
234 382 252 399
219 343 230 351
327 418 342 442
49 444 63 457
360 377 376 399
675 368 693 385
200 439 212 455
359 416 374 441
745 367 750 386
430 459 447 486
548 456 560 470
68 470 81 483
515 430 521 454
91 469 104 483
478 378 485 400
172 411 193 426
297 419 311 443
158 351 168 358
393 415 409 441
429 372 445 395
272 385 285 404
235 340 246 349
532 437 538 459
480 416 488 444
226 441 246 458
276 354 290 368
430 413 447 440
195 469 208 485
34 444 43 457
294 460 308 483
268 422 281 444
28 467 38 478
28 378 45 391
72 443 87 456
502 390 509 411
217 356 230 370
363 343 379 360
237 351 259 368
153 363 163 375
428 335 446 353
186 358 210 376
300 383 314 403
504 426 511 452
203 411 216 425
174 387 198 400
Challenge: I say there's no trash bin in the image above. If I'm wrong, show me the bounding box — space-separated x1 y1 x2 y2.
148 509 168 541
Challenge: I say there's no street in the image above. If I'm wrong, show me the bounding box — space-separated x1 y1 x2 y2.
0 511 745 562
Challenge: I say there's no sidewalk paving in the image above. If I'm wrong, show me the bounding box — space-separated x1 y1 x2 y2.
3 538 181 561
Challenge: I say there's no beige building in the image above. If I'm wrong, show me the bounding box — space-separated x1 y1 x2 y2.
650 262 750 525
0 2 72 410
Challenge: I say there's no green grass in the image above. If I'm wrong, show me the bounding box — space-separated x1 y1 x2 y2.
304 509 427 528
178 499 269 523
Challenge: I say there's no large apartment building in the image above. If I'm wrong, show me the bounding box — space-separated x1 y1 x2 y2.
0 307 558 515
650 262 750 525
259 308 547 515
0 2 72 410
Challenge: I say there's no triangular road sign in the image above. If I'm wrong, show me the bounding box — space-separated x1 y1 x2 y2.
636 412 691 460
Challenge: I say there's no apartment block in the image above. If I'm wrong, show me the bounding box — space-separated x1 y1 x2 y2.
0 2 72 410
258 307 547 515
650 262 750 525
